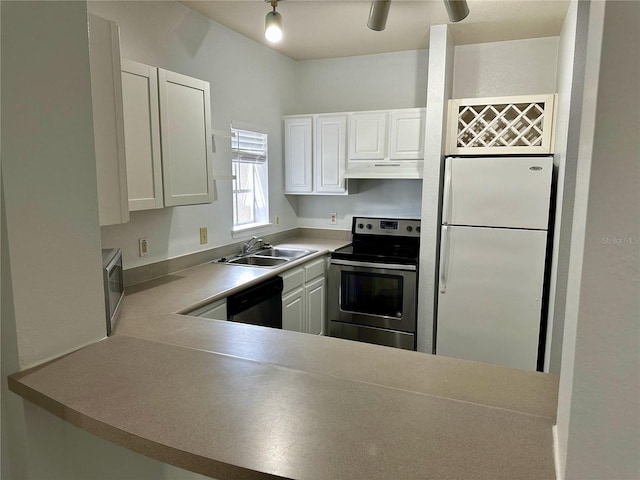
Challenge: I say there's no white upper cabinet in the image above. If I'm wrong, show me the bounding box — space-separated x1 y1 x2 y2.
346 108 425 179
286 108 425 182
121 60 163 211
88 15 129 226
120 61 214 210
389 108 426 160
158 69 214 207
284 116 313 193
314 114 347 194
284 114 349 195
348 112 387 160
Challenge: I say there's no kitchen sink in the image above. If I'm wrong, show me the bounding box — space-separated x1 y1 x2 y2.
254 247 316 259
221 247 317 268
226 256 289 267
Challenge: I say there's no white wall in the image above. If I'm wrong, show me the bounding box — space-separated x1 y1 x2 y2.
295 180 423 230
453 36 559 98
2 1 106 370
293 50 429 230
417 25 456 354
556 1 640 478
1 1 110 477
295 50 428 114
90 1 299 269
545 1 588 374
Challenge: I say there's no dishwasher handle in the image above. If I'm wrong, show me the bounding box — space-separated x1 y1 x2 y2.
227 276 283 316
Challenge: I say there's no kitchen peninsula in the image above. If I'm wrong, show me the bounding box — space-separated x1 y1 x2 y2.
9 237 559 480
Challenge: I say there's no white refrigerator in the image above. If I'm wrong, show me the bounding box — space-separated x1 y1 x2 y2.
436 156 553 371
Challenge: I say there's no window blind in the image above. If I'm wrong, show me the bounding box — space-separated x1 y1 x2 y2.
232 128 267 163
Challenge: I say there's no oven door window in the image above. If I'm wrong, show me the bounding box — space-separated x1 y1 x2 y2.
340 271 403 318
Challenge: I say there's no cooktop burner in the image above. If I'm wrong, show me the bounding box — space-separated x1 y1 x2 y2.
331 217 421 265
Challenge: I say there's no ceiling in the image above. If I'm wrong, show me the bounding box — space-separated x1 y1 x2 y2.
181 0 570 61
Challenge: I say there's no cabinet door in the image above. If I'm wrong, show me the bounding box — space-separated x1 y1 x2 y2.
349 112 387 160
88 15 129 226
282 288 305 332
121 60 163 211
314 114 347 193
188 299 227 321
158 69 214 206
305 276 326 335
281 267 305 296
389 109 425 160
284 116 313 193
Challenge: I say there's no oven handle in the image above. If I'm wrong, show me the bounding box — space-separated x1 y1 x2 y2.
439 225 451 294
330 259 416 272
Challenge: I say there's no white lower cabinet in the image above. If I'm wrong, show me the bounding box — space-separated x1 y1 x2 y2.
305 276 326 336
186 298 227 320
282 287 305 332
281 257 327 335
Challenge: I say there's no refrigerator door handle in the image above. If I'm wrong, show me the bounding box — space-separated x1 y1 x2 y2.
441 158 453 225
439 225 451 294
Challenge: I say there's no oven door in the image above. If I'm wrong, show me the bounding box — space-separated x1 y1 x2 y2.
328 259 417 333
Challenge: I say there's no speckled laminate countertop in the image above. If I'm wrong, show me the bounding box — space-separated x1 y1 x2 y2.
10 316 557 480
8 235 559 479
118 237 348 321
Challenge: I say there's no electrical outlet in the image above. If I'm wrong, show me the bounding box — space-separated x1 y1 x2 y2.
275 215 280 225
199 227 208 244
330 213 337 225
138 237 149 257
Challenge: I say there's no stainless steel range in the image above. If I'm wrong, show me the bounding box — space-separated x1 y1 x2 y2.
328 217 420 350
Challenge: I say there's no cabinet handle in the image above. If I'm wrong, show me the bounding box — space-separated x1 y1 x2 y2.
374 163 402 167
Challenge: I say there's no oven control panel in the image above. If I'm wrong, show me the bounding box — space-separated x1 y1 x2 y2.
353 217 421 237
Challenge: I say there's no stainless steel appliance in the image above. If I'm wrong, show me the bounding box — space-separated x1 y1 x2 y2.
227 276 283 328
328 217 420 350
102 248 124 336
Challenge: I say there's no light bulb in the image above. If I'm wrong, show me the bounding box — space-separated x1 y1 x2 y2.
265 11 283 43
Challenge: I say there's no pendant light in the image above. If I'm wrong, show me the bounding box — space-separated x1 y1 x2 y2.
443 0 469 22
265 0 283 43
367 0 391 31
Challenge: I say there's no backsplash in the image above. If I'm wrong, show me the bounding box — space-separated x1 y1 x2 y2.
123 227 350 287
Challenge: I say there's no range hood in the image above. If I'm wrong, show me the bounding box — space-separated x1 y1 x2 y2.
343 161 424 179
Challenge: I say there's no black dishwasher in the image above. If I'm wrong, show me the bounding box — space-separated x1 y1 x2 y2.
227 276 283 328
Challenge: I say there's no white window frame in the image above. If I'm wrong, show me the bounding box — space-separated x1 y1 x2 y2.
231 121 270 235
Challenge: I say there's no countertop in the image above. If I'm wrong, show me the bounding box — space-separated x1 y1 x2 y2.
10 316 557 480
8 234 559 479
119 237 348 321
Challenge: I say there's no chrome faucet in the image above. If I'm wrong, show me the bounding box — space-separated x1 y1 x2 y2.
242 236 264 255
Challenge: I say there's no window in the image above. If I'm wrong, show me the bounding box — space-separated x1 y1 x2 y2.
231 125 269 231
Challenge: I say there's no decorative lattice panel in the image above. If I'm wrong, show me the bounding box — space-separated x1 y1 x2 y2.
446 94 556 155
